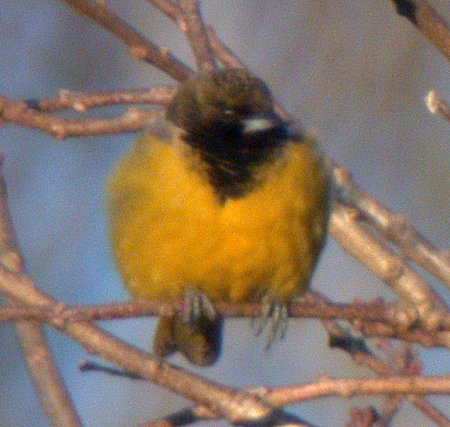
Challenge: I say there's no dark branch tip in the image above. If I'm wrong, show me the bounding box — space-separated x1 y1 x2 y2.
392 0 418 25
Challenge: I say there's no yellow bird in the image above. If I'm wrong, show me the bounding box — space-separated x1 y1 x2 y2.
106 68 330 366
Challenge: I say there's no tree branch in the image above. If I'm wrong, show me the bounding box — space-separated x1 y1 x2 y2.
308 292 450 427
332 163 450 290
260 374 450 406
0 252 277 424
0 158 81 426
391 0 450 62
2 296 450 348
331 203 449 331
61 0 192 80
0 95 162 139
179 0 216 72
33 86 174 113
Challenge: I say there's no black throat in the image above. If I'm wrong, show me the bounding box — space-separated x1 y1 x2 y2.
184 121 290 202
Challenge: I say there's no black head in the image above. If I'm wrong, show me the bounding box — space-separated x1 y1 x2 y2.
166 68 275 133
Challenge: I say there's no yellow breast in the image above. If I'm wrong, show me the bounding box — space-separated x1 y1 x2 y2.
106 130 329 303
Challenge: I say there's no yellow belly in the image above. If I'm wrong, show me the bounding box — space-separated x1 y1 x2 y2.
106 131 329 303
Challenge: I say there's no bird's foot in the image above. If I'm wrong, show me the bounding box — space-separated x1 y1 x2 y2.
180 285 216 332
254 296 289 349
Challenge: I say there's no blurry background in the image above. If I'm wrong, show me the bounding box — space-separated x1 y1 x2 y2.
0 1 449 426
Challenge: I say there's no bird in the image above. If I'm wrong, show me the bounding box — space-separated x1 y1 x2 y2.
106 68 330 366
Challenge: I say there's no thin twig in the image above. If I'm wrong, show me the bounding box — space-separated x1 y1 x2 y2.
0 96 162 139
33 86 174 113
0 266 277 424
331 203 449 332
408 394 450 427
146 0 184 27
80 360 314 427
310 291 450 426
376 394 404 427
79 359 141 379
179 0 216 72
2 297 450 346
1 258 450 422
0 298 431 324
147 0 292 120
391 0 450 62
333 164 450 290
61 0 192 80
260 375 450 406
0 159 81 427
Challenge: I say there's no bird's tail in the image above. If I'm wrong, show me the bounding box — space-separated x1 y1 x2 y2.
153 315 222 366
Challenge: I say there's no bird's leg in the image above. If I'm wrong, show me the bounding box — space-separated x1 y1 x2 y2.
179 285 216 331
255 295 289 349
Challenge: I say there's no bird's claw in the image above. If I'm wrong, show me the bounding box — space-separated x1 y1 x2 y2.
254 297 289 349
180 286 216 331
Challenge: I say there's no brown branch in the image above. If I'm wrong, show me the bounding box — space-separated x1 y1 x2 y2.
147 0 292 120
408 394 450 427
391 0 450 62
146 0 185 27
79 358 447 427
333 164 450 290
0 95 162 139
313 288 450 427
1 250 448 424
260 374 450 406
0 298 428 324
2 297 450 348
0 258 277 424
351 319 450 348
0 158 81 426
330 203 449 332
179 0 216 72
33 86 174 113
61 0 192 81
353 344 406 427
426 90 450 123
3 2 449 424
376 394 404 427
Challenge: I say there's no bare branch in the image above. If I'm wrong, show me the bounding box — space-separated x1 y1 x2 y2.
0 266 277 424
331 203 449 332
0 159 81 427
426 90 450 122
61 0 192 80
179 0 216 72
391 0 450 62
408 395 450 427
310 291 450 427
2 296 450 348
0 298 428 324
261 374 450 406
147 0 292 120
80 361 313 427
332 164 450 290
34 86 174 113
146 0 185 27
0 96 162 139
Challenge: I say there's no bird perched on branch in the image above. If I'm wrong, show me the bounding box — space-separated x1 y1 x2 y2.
106 68 330 366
